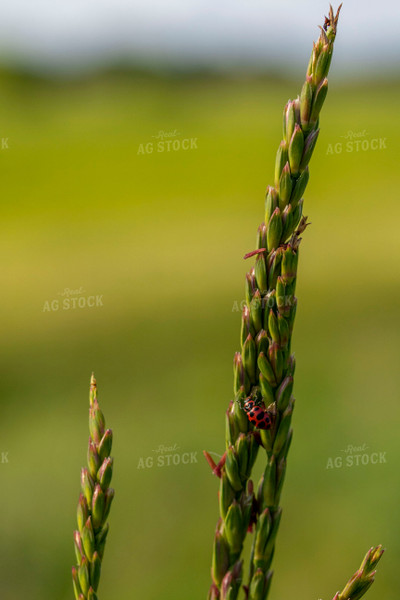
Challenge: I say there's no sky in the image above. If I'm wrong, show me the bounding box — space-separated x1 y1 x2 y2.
0 0 398 76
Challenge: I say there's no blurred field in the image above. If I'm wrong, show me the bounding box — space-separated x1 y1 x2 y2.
0 68 399 600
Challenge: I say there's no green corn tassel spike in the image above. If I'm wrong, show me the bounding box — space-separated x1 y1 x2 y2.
72 374 114 598
203 10 384 600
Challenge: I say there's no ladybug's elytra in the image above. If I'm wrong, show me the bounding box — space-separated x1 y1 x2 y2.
243 398 272 430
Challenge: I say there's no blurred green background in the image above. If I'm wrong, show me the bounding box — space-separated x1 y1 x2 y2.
0 56 399 600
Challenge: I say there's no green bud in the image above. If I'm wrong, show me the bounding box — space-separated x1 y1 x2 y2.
220 472 235 521
92 484 106 529
90 552 101 592
249 290 263 332
273 404 294 455
246 434 259 478
224 500 244 557
266 250 282 292
89 401 105 445
103 488 115 523
275 457 287 506
242 334 256 384
291 199 303 231
274 141 288 188
259 373 275 406
98 457 113 492
288 296 298 335
254 254 268 294
233 388 249 432
300 128 320 171
226 408 238 447
72 566 82 600
78 557 90 597
290 166 309 208
95 523 109 560
265 186 278 224
260 455 276 509
261 509 282 566
87 438 101 480
212 531 230 586
287 354 296 377
300 76 314 130
233 353 249 395
245 269 257 306
314 48 330 86
281 247 298 285
268 342 283 382
98 429 113 462
221 561 242 600
81 468 94 508
259 425 273 453
87 588 98 600
268 310 280 344
254 508 272 568
225 446 242 492
249 568 267 600
276 277 290 317
82 516 95 561
256 222 267 250
240 305 253 347
277 314 290 350
257 352 276 387
281 204 294 242
255 329 269 357
267 208 282 252
73 531 84 565
208 583 220 600
276 376 294 413
278 162 292 209
288 124 304 177
262 291 276 321
235 433 249 482
285 100 296 145
77 494 89 535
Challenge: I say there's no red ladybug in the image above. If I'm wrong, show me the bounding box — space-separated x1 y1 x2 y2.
243 398 272 430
